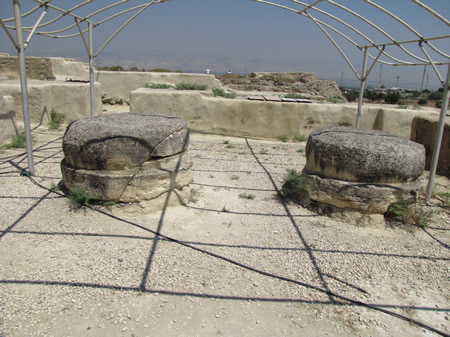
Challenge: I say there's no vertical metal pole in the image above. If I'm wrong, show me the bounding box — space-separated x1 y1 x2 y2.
425 63 449 203
13 0 35 175
88 22 95 117
356 47 369 128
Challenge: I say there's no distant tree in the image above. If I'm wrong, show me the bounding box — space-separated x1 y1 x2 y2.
343 90 358 102
109 65 124 71
128 66 139 72
151 68 171 72
428 90 443 100
384 92 401 104
364 90 379 102
418 98 428 105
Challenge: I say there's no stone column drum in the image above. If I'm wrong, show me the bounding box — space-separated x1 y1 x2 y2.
61 113 193 203
301 127 426 224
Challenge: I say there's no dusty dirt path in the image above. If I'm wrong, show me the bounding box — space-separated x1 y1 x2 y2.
0 125 449 337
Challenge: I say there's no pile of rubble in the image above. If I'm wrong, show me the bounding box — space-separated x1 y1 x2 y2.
101 94 129 106
217 72 345 101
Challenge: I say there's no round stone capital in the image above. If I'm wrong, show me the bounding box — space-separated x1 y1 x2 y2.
304 127 425 183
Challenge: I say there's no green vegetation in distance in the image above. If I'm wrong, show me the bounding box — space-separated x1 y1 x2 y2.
284 93 307 99
293 135 308 142
277 135 289 143
175 83 208 90
145 83 173 89
213 88 236 99
150 68 172 72
327 97 344 104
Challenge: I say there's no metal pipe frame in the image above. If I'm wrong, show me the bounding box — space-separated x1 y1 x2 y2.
356 47 368 128
425 63 449 203
88 22 95 117
24 5 48 49
1 0 449 194
13 0 35 175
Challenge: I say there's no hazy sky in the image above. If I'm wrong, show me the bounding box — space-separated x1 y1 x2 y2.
1 0 449 89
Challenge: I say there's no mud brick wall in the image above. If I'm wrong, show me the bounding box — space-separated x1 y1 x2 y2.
0 56 53 80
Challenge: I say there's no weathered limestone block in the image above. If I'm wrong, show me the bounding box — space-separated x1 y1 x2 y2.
304 127 425 183
63 113 189 170
300 127 426 225
61 152 192 202
0 95 17 145
410 115 449 177
61 113 193 203
304 174 421 214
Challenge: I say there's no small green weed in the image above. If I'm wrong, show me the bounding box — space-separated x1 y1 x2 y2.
48 108 65 130
68 186 116 209
386 200 433 228
212 88 236 98
259 148 268 155
225 144 234 149
223 140 230 144
296 148 304 153
175 82 208 90
277 135 289 143
396 104 408 109
68 186 101 209
281 169 308 200
239 192 255 200
284 93 306 99
293 135 308 142
386 200 412 218
222 207 230 213
1 132 26 149
231 175 240 180
327 97 344 104
145 83 173 89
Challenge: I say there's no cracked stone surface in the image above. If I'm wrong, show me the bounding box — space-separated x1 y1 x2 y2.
61 113 192 203
61 152 193 202
63 112 189 171
301 127 426 224
304 127 425 183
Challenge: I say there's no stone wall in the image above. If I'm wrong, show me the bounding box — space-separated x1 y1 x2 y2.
0 56 53 80
411 115 449 176
130 89 438 139
0 95 17 145
0 80 102 124
96 71 223 99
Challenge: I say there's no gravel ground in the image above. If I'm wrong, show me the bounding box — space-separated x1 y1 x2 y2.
0 125 449 337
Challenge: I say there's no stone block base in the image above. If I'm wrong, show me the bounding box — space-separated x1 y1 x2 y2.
61 151 192 203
